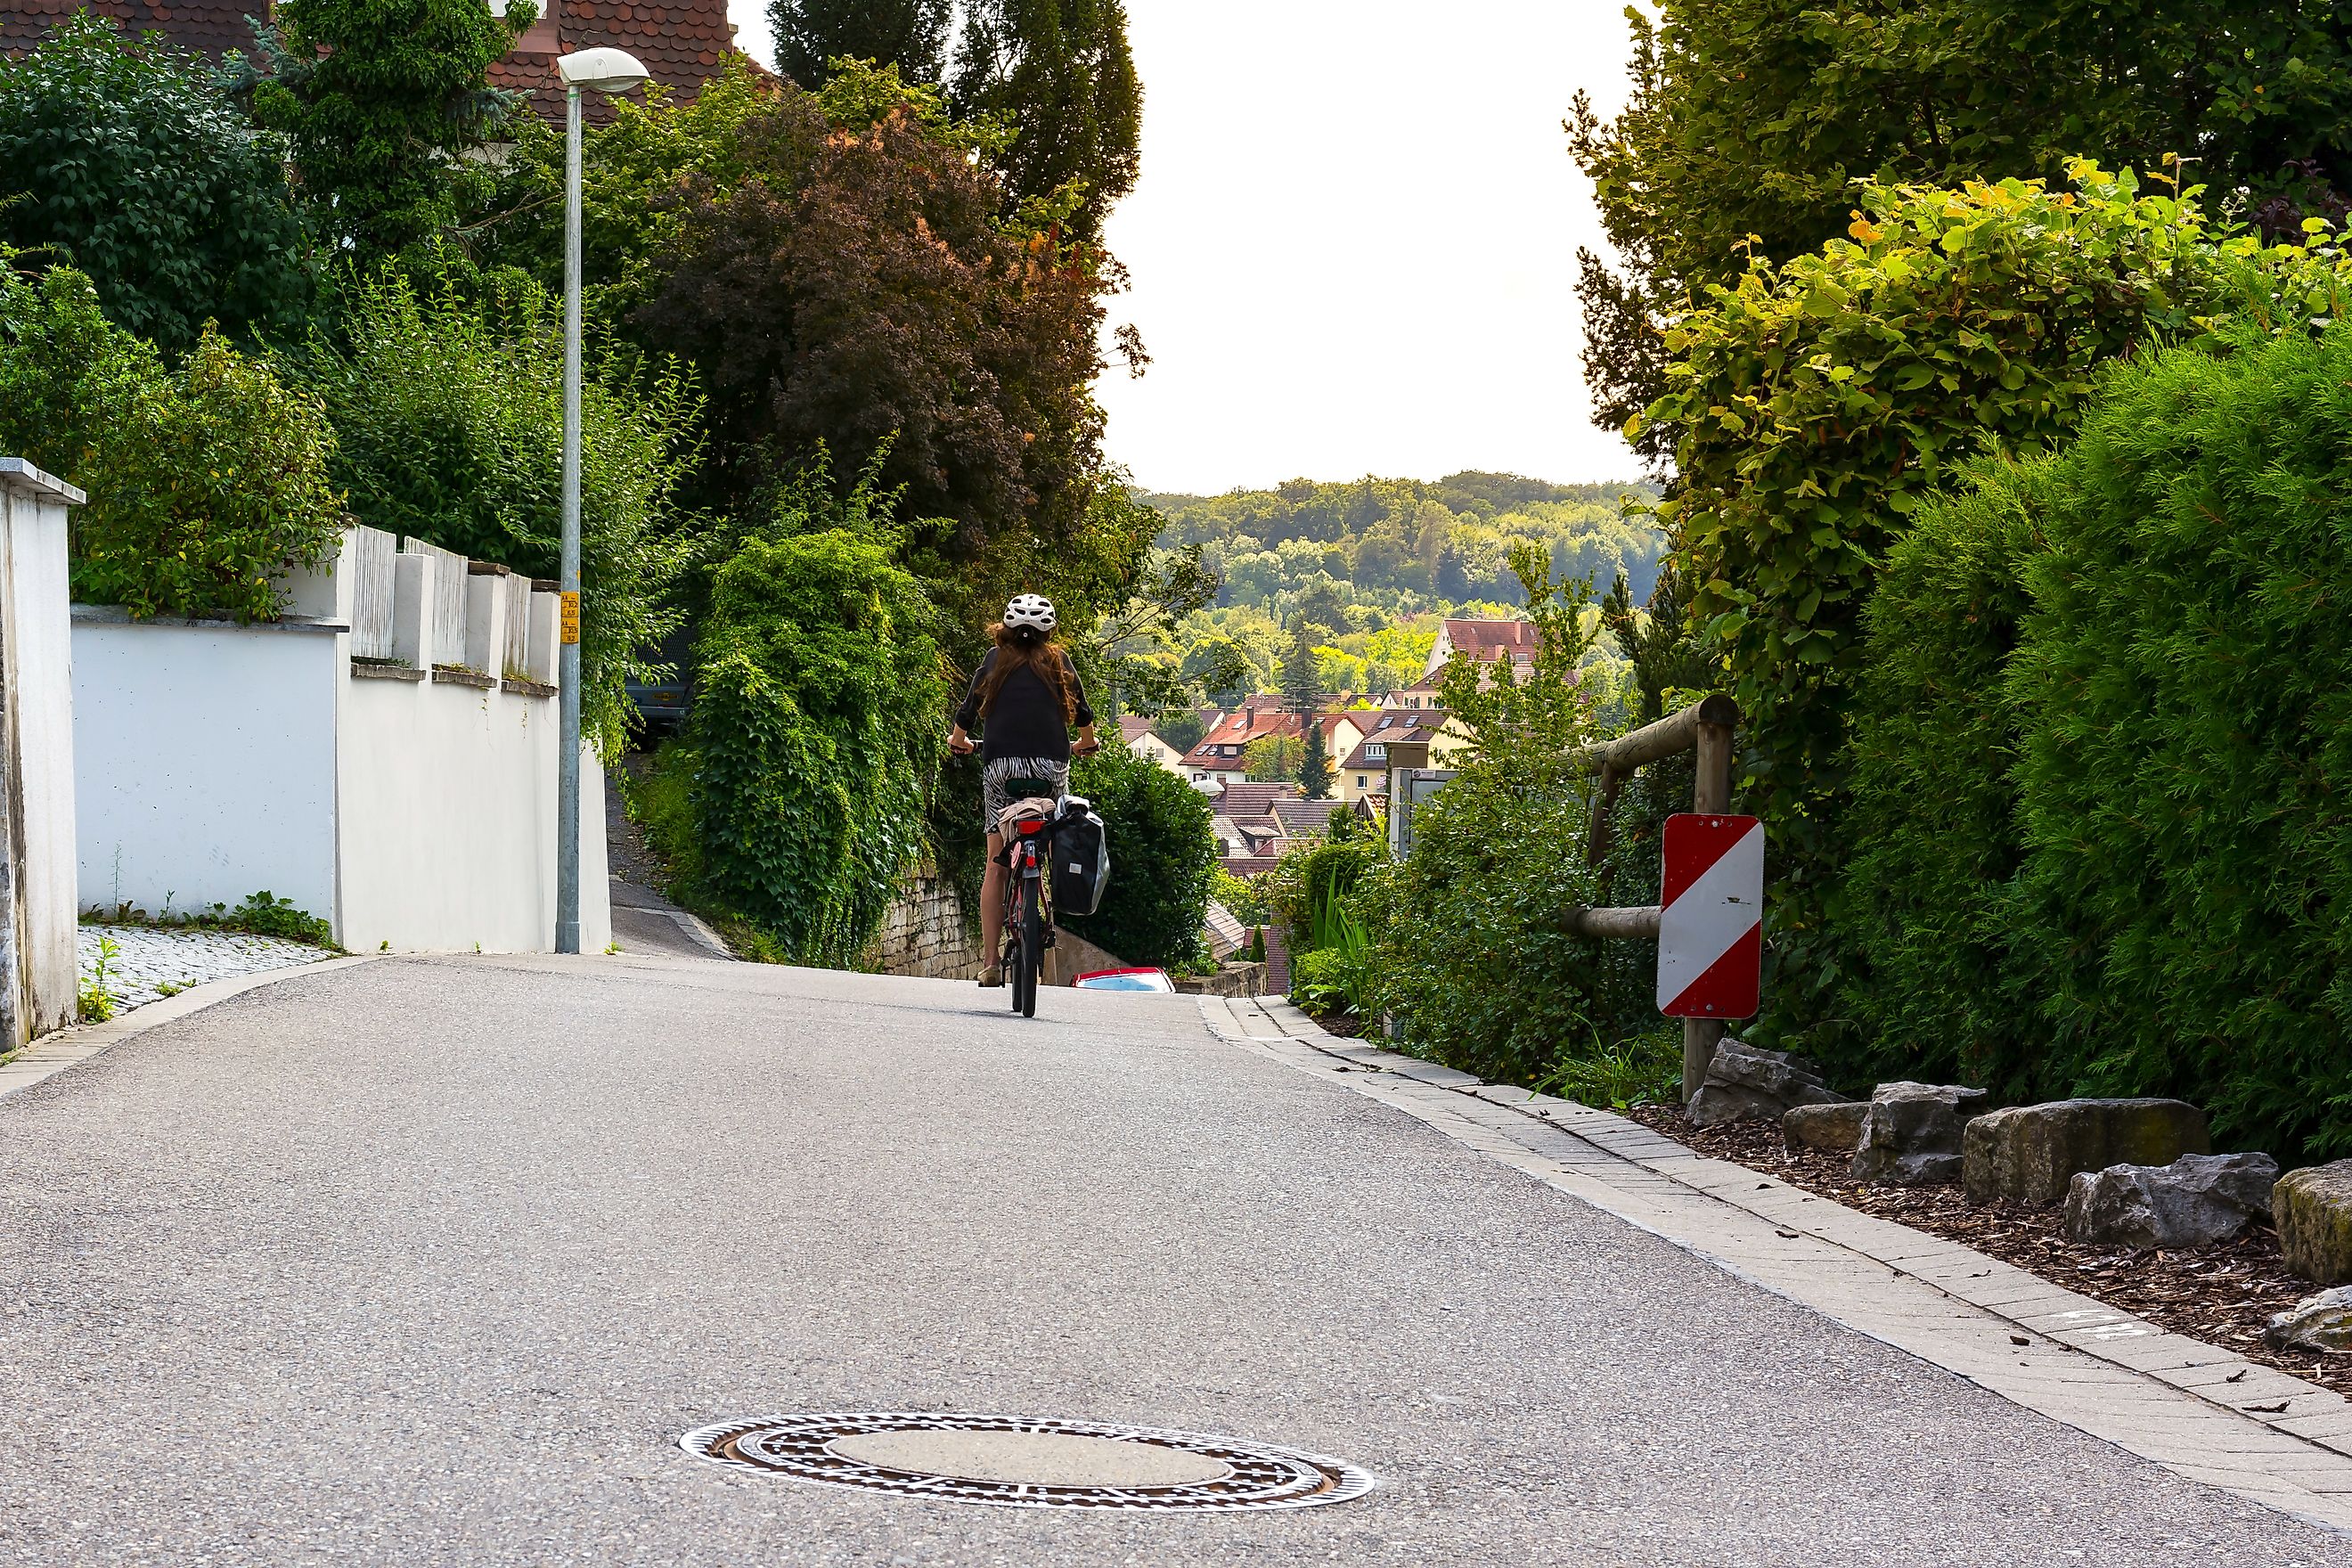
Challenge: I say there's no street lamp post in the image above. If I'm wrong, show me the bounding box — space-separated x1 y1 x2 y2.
553 46 649 954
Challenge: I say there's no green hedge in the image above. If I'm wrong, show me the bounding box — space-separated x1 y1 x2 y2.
1062 741 1215 970
0 260 344 622
1836 461 2045 1089
1842 319 2352 1160
684 527 946 967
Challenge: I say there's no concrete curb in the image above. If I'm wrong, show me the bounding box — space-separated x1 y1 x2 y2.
1202 992 2352 1534
0 953 381 1105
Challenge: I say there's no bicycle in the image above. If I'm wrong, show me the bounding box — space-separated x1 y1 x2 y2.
999 791 1059 1018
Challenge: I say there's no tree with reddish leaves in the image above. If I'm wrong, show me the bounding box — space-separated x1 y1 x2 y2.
633 82 1117 625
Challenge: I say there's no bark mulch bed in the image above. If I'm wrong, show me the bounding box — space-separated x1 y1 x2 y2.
1625 1104 2349 1397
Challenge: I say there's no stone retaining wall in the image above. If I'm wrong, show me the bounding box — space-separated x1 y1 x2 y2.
870 865 985 980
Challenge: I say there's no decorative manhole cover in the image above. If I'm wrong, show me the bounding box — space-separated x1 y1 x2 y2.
679 1412 1375 1511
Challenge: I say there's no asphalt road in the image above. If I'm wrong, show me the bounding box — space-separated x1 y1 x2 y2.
0 955 2340 1566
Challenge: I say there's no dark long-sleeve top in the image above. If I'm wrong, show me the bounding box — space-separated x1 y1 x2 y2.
953 648 1094 763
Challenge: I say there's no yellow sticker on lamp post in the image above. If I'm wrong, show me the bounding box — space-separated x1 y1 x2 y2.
560 591 581 645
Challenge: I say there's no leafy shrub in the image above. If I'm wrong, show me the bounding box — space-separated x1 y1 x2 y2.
1652 167 2217 887
72 327 346 621
0 14 312 351
298 267 697 755
1833 459 2045 1087
1353 547 1656 1087
1288 875 1376 1018
1062 739 1216 969
1842 315 2352 1160
1260 811 1383 951
250 0 534 259
1208 867 1264 925
1651 165 2352 1041
685 527 946 966
0 259 344 623
210 890 336 947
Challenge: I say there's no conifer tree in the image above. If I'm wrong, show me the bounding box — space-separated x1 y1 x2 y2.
769 0 951 88
251 0 532 258
1280 621 1331 799
951 0 1141 241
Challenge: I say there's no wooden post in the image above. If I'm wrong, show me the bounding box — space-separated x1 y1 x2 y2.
1584 763 1624 904
1681 711 1737 1102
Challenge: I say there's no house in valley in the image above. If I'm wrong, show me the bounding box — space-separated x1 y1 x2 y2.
1423 617 1538 686
1117 716 1187 774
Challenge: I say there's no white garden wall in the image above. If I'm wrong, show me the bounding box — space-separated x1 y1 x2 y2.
0 458 81 1043
71 526 609 954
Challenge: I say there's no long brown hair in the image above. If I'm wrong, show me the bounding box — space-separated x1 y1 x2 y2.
976 621 1076 723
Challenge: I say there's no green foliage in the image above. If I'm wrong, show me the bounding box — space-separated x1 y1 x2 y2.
475 58 780 325
1150 471 1662 629
1655 168 2243 1028
1834 458 2042 1084
1061 739 1217 969
1241 734 1302 782
772 0 951 86
1849 317 2352 1160
0 14 311 353
624 67 1120 625
951 0 1142 241
1154 707 1208 755
1299 717 1333 800
78 932 118 1023
70 328 345 622
250 0 534 259
684 527 947 967
1260 805 1384 951
0 260 344 623
1355 548 1656 1086
1566 0 2352 458
1208 867 1263 925
1537 1026 1682 1113
88 888 336 945
211 891 336 946
297 267 697 755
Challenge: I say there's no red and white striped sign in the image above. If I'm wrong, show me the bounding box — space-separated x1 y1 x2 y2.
1657 813 1763 1019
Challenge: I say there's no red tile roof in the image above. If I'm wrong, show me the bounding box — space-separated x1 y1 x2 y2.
4 1 741 127
1442 617 1539 659
1211 781 1305 819
4 0 255 58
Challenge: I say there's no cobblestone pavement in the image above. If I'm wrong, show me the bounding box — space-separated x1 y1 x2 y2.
76 923 331 1015
0 955 2342 1565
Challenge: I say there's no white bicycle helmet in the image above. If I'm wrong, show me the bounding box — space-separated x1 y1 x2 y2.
1003 593 1058 633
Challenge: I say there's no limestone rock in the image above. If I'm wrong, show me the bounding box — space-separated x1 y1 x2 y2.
1850 1081 1989 1185
2274 1161 2352 1286
2062 1153 2279 1250
1686 1038 1850 1128
2266 1286 2352 1354
1784 1100 1869 1155
1963 1098 2211 1206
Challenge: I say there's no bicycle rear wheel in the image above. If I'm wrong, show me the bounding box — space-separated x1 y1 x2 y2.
1018 895 1042 1017
1006 889 1029 1015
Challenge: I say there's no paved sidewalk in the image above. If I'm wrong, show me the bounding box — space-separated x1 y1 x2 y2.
0 957 2342 1565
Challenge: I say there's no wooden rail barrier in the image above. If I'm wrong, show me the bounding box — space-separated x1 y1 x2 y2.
1563 694 1741 1102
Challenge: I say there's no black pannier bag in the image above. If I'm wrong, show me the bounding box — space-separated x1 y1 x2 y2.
1052 795 1110 916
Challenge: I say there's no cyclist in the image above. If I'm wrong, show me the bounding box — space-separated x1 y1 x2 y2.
947 594 1100 987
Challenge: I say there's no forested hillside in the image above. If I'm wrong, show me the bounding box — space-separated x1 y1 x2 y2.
1148 471 1662 618
1137 472 1662 700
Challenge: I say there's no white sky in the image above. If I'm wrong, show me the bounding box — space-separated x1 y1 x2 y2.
725 1 1643 494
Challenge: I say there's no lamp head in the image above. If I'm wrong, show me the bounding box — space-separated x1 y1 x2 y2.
558 47 650 94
